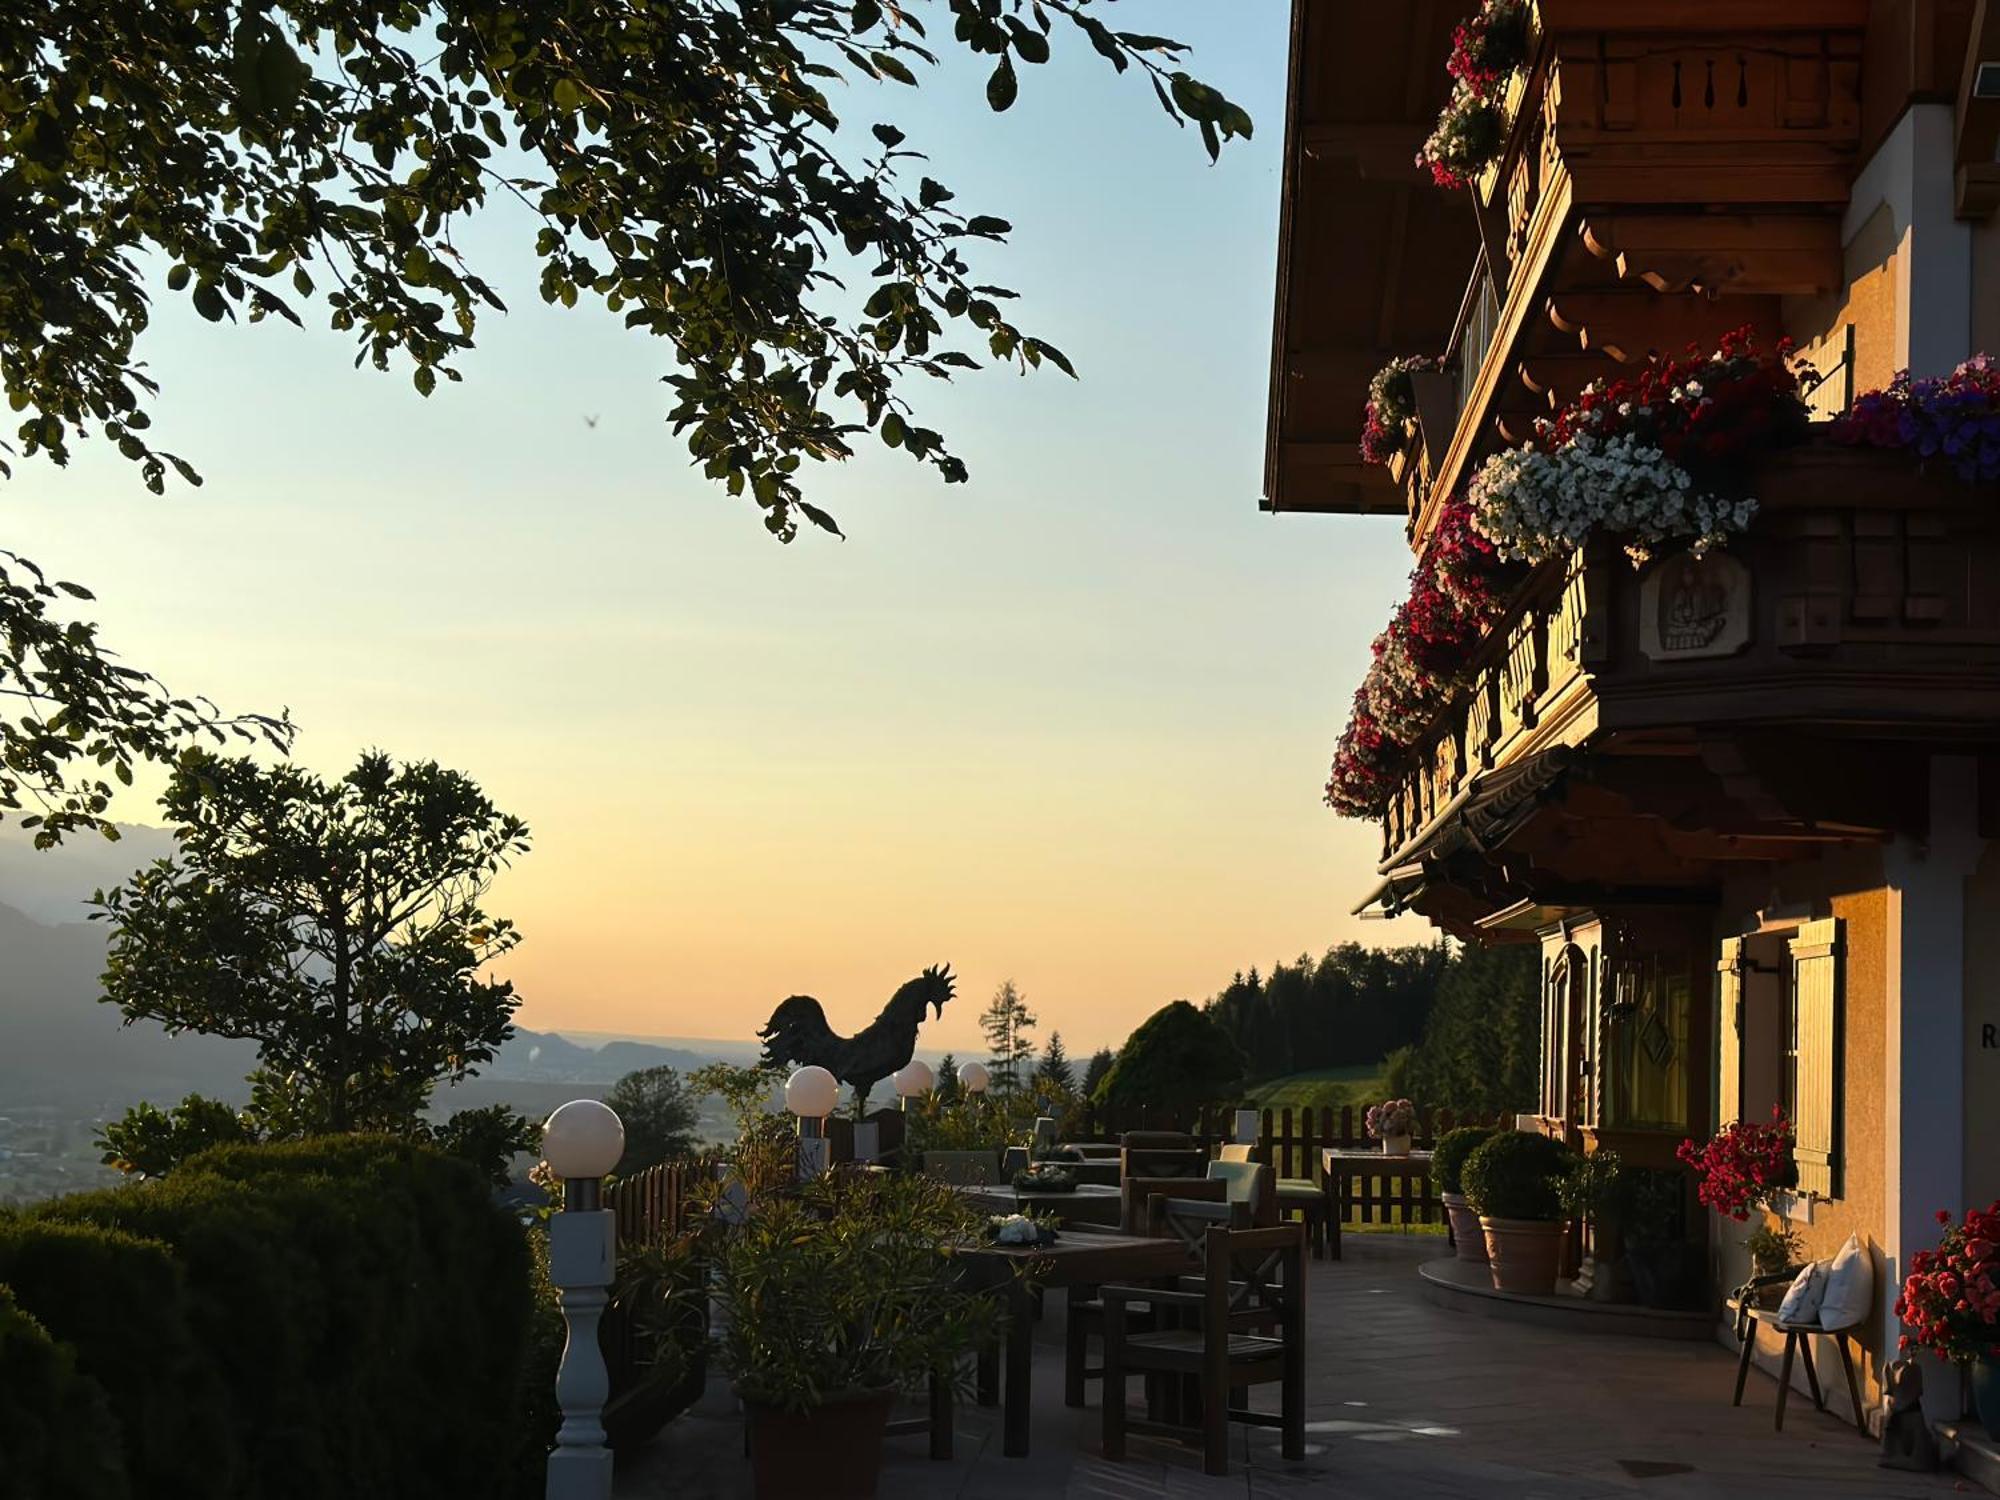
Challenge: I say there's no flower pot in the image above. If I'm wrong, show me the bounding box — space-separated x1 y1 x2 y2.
1381 1134 1412 1157
1974 1354 2000 1442
1479 1216 1565 1295
1441 1191 1488 1264
742 1387 896 1500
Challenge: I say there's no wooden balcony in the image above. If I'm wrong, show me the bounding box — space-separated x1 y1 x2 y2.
1397 0 1871 545
1369 445 2000 930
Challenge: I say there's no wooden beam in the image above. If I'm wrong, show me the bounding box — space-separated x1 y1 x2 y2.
1301 122 1426 179
1545 290 1782 363
1578 215 1842 296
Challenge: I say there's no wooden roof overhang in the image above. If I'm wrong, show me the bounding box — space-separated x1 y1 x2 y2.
1262 0 1482 517
1356 732 1916 942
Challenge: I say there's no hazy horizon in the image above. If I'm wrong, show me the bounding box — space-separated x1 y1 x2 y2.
3 2 1415 1059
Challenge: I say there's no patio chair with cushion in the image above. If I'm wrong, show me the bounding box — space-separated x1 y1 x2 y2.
1730 1232 1873 1433
1101 1220 1307 1476
1205 1158 1277 1229
1219 1143 1328 1258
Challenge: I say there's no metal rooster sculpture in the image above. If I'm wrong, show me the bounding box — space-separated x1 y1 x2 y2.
757 964 955 1111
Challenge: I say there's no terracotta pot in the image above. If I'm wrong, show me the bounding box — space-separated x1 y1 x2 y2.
742 1386 895 1500
1441 1191 1488 1264
1381 1134 1412 1156
1479 1216 1565 1296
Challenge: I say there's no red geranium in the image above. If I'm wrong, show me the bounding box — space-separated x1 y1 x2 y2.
1898 1201 2000 1363
1675 1106 1795 1222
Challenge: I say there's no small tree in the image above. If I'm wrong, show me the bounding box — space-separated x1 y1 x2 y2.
979 979 1037 1095
1093 1002 1245 1112
92 749 529 1133
1081 1048 1116 1100
934 1053 961 1105
604 1066 700 1173
1036 1032 1075 1095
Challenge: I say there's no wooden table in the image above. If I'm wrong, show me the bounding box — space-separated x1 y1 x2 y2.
959 1229 1190 1457
962 1181 1124 1228
1320 1147 1434 1261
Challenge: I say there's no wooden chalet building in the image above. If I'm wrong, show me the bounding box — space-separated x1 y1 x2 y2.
1266 0 2000 1419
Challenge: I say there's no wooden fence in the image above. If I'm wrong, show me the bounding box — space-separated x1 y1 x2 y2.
1064 1102 1509 1229
606 1158 698 1248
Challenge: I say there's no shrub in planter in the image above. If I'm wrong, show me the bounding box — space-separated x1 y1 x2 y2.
712 1169 1003 1499
1460 1131 1573 1294
1558 1150 1636 1302
0 1284 129 1500
24 1135 534 1500
1430 1126 1496 1265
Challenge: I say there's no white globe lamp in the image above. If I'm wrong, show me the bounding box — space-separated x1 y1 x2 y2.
893 1059 935 1102
542 1099 625 1209
785 1064 840 1121
958 1060 991 1095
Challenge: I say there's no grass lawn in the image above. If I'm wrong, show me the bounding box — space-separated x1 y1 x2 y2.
1242 1063 1386 1114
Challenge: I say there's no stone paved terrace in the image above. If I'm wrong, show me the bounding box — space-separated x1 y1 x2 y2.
615 1235 1961 1499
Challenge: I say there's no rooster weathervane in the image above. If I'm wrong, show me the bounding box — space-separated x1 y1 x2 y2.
757 964 955 1112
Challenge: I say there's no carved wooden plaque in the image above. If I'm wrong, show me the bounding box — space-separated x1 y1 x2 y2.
1639 551 1751 661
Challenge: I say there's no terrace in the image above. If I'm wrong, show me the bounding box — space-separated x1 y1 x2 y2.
613 1233 1952 1499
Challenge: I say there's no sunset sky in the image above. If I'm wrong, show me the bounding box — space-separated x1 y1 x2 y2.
8 3 1419 1056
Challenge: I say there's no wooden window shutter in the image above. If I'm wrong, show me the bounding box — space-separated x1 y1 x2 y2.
1788 918 1844 1199
1715 938 1744 1128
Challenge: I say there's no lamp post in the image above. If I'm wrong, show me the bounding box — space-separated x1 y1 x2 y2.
892 1059 935 1112
786 1064 839 1178
957 1061 990 1096
542 1100 625 1500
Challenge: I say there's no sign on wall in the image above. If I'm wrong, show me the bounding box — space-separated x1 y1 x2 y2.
1639 551 1752 661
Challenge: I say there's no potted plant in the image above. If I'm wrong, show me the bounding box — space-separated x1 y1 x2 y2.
1365 1098 1417 1156
1459 1131 1573 1294
1430 1125 1496 1264
711 1169 1001 1499
1012 1160 1077 1193
1745 1220 1802 1279
1896 1200 2000 1438
1621 1167 1697 1310
1557 1150 1635 1303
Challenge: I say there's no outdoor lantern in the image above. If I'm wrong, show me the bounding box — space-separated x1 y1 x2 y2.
785 1064 840 1120
540 1099 623 1500
957 1060 991 1095
542 1099 625 1211
893 1059 935 1101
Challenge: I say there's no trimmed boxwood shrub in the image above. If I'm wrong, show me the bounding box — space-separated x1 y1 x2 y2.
12 1135 534 1500
1429 1125 1497 1197
1460 1131 1574 1221
0 1218 228 1499
0 1283 129 1500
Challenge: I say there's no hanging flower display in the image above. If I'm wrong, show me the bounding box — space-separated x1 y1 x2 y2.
1446 0 1531 98
1467 329 1809 566
1675 1107 1795 1222
1360 354 1442 465
1832 354 2000 485
1417 86 1506 190
1419 0 1531 189
1325 496 1517 818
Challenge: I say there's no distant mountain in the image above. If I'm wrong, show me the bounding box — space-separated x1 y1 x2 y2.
0 823 178 927
485 1028 720 1083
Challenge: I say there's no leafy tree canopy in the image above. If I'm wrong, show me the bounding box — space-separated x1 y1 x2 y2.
5 1 1248 541
91 749 529 1132
1092 1000 1243 1111
604 1064 700 1173
0 551 290 846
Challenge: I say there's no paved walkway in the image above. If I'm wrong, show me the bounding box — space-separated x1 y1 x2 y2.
614 1234 1957 1498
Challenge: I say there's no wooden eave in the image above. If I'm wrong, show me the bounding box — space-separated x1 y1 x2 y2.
1261 0 1481 517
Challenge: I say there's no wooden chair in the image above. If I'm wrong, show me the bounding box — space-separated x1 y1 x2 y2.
1101 1221 1307 1476
1220 1142 1329 1259
1120 1130 1208 1186
1118 1174 1218 1234
1066 1182 1228 1408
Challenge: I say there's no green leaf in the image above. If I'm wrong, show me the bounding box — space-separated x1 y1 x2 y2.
553 77 581 111
881 413 906 448
191 284 226 322
852 0 883 31
871 123 905 149
964 216 1010 237
986 56 1018 112
166 264 191 292
873 52 917 86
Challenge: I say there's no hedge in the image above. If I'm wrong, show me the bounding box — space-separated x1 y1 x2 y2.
3 1135 535 1500
0 1284 128 1500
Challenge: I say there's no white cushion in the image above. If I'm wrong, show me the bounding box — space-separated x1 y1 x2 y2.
1776 1260 1826 1325
1815 1234 1873 1331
